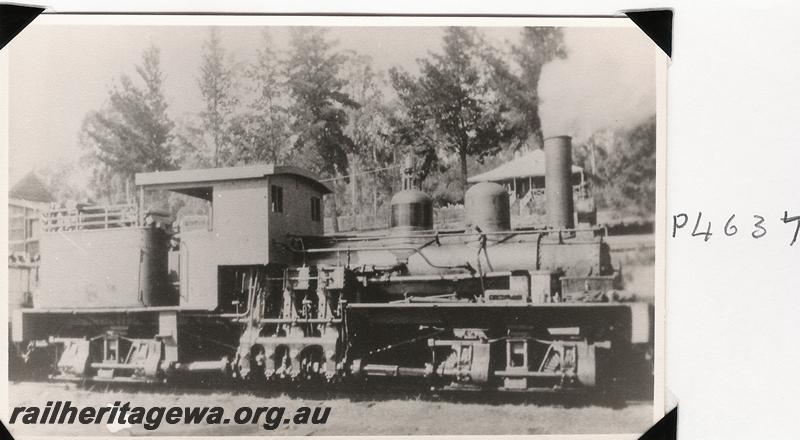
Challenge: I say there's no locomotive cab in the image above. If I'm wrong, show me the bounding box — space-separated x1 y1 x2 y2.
11 165 332 382
134 165 331 311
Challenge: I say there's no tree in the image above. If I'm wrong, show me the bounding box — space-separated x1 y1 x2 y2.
198 28 239 167
484 27 567 150
513 28 567 147
285 28 358 177
390 27 518 197
80 45 176 202
285 28 359 231
605 116 657 214
341 51 397 217
574 128 615 186
173 119 213 169
35 163 89 202
228 30 291 165
576 116 656 216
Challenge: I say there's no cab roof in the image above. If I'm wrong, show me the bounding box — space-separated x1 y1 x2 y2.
135 164 332 195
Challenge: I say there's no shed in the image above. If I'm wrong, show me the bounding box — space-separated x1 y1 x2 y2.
9 172 52 258
467 149 585 199
10 172 53 204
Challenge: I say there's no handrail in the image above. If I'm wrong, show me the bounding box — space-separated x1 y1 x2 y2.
297 225 603 245
40 203 138 232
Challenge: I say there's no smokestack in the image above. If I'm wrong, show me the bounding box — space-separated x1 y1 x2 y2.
544 136 575 229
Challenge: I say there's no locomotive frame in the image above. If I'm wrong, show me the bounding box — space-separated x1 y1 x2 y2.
11 136 654 393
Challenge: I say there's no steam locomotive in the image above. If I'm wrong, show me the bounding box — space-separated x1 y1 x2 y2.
11 136 653 392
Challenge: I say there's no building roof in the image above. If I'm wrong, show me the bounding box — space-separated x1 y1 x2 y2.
10 172 53 203
135 164 332 194
467 149 583 183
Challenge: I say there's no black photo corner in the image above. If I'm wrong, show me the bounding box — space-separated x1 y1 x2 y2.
0 6 43 440
2 7 673 56
624 9 673 58
0 4 44 50
0 419 14 440
639 406 678 440
624 8 674 439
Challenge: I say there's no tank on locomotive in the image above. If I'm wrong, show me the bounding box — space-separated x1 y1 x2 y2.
12 136 653 393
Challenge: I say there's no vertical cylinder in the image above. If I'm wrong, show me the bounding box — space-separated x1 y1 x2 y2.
465 182 511 232
139 225 175 306
390 190 433 233
544 135 575 229
390 153 433 233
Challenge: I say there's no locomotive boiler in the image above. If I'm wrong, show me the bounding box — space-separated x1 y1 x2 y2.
11 136 653 393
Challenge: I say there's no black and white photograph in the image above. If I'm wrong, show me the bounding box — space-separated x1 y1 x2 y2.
3 14 666 437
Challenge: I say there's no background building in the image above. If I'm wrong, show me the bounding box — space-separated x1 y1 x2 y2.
9 171 51 311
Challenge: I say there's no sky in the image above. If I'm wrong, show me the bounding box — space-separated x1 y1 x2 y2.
7 22 656 185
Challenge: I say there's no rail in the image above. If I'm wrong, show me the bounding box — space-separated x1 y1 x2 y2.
41 203 138 232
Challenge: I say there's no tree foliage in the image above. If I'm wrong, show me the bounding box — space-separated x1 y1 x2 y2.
228 30 292 165
512 28 567 147
285 28 358 177
73 27 655 228
485 27 567 150
198 28 240 167
80 45 176 202
606 115 657 214
575 116 657 215
35 163 88 202
390 27 519 198
341 51 397 214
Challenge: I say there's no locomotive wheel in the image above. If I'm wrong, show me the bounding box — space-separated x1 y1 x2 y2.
297 346 326 382
236 345 268 382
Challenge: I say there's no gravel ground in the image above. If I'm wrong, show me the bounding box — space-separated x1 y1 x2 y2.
7 381 654 436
